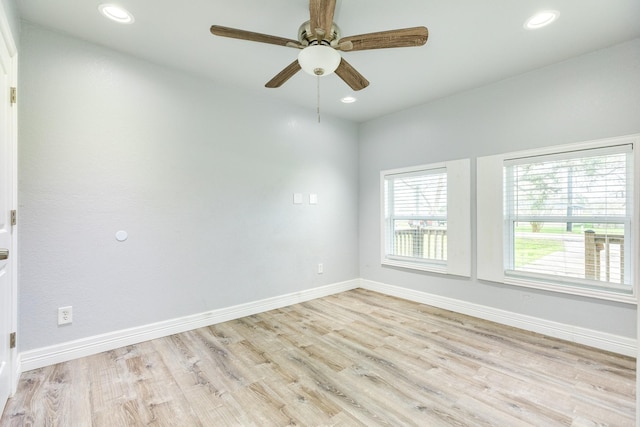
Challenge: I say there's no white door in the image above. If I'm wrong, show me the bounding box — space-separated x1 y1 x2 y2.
0 4 16 413
0 68 10 408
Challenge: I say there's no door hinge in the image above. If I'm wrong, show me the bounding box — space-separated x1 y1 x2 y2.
10 87 16 105
10 209 16 226
10 332 16 349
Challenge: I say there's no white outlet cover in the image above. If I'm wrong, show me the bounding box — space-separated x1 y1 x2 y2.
58 306 73 325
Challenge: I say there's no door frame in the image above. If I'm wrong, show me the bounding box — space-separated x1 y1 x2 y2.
0 0 18 400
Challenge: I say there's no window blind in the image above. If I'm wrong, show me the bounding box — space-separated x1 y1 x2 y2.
504 144 633 288
384 168 447 262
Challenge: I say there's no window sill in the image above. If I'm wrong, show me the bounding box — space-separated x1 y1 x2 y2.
503 274 636 305
382 258 447 275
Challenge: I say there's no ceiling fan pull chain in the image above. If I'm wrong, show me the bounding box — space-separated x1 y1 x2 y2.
317 75 321 123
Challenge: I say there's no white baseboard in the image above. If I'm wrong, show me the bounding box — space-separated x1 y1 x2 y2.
19 277 634 373
19 279 360 372
360 279 636 357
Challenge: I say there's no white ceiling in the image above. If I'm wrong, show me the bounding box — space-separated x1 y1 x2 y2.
16 0 640 122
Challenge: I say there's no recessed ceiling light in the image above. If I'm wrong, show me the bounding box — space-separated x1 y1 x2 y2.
524 10 559 30
99 4 134 24
341 96 357 104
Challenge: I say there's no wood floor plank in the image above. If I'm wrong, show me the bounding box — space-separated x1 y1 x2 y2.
1 288 635 426
153 334 255 426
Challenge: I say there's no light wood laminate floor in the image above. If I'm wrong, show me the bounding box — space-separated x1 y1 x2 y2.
1 289 635 426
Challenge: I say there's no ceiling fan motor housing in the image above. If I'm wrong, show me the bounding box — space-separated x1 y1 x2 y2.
298 20 341 46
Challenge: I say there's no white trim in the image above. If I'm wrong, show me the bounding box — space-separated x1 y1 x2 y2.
446 158 471 277
380 158 471 277
503 275 636 305
476 154 506 283
13 353 20 386
381 161 448 177
381 258 447 274
0 2 16 57
503 134 637 162
20 280 359 372
360 279 635 357
476 133 639 303
18 277 635 373
0 0 18 401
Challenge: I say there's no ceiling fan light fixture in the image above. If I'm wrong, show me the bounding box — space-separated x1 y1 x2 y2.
298 45 341 77
524 10 559 29
99 4 135 24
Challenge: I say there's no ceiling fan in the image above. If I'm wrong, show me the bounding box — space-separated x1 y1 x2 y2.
210 0 428 91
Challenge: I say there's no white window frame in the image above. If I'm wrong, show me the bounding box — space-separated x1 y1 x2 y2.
380 159 471 277
477 134 639 303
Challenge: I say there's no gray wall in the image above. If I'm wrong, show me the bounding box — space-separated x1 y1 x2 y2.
17 19 640 352
359 38 640 338
18 23 359 351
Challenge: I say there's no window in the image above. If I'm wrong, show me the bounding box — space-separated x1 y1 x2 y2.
384 167 447 264
381 159 470 276
477 134 638 302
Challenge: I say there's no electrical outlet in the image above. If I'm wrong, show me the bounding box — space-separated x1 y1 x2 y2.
58 306 72 325
318 263 323 274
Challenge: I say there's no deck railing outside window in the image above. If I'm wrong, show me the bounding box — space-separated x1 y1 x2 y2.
584 230 624 283
394 228 447 260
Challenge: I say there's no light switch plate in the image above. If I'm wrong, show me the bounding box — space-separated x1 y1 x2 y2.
293 193 303 204
309 193 318 205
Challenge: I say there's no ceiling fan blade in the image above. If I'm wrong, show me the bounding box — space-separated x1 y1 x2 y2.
210 25 303 48
338 26 428 51
309 0 337 41
335 58 369 91
265 60 302 88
